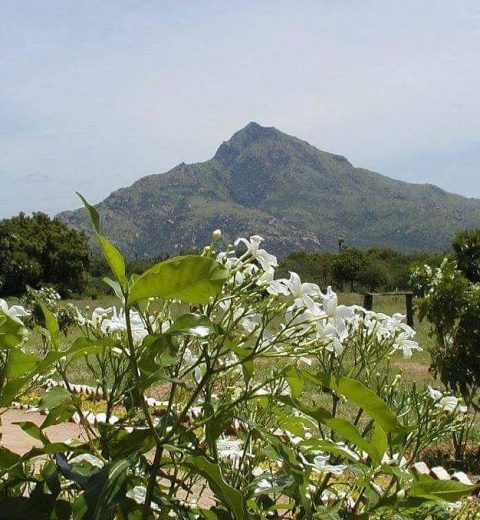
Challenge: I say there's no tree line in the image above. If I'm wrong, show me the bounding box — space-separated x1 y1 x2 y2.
0 211 453 297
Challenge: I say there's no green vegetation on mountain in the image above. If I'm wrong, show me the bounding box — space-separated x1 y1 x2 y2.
59 122 480 258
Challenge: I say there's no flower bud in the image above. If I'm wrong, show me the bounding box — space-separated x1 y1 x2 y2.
212 229 222 242
396 489 406 500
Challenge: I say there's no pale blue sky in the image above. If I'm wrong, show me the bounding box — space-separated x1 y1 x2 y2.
1 0 480 217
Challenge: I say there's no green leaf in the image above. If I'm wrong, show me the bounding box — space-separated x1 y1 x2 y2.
185 455 247 520
0 310 28 348
102 277 124 301
39 302 60 348
205 406 234 451
371 423 388 457
39 387 71 411
285 367 305 397
278 396 381 462
168 313 217 337
6 349 39 379
303 371 405 434
13 421 49 444
299 438 360 463
59 455 130 520
77 193 127 289
127 255 229 306
41 402 76 429
227 341 254 385
408 476 478 502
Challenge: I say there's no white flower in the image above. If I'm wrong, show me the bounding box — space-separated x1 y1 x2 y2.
268 271 320 309
311 454 347 475
427 386 442 401
69 453 104 468
216 438 244 460
0 299 30 323
392 332 422 359
235 235 278 274
126 486 159 511
325 337 345 357
435 395 467 413
320 287 354 321
100 307 149 345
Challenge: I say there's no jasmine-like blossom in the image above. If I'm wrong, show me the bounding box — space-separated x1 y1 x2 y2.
435 395 467 413
235 235 278 274
428 386 443 401
267 271 320 309
0 299 30 323
311 454 347 475
392 331 422 359
216 438 245 460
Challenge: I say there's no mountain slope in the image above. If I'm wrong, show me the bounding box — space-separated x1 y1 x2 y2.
58 123 480 257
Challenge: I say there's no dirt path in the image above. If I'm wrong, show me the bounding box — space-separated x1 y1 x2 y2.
1 409 84 455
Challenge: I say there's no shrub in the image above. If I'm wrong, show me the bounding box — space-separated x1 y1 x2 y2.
0 199 475 519
0 212 89 297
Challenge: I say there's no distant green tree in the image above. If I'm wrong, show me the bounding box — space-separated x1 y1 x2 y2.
452 228 480 283
331 248 368 292
0 212 90 296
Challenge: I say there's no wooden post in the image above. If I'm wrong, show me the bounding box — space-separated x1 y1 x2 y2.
363 293 373 311
405 293 414 328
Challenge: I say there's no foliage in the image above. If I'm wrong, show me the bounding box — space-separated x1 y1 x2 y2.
452 228 480 283
279 247 442 293
412 229 480 458
22 286 77 337
0 212 90 297
0 198 476 519
412 259 480 408
59 123 480 259
331 248 368 292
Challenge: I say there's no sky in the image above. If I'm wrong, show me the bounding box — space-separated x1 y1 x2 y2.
1 0 480 218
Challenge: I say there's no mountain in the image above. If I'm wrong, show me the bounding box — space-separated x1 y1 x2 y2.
58 122 480 258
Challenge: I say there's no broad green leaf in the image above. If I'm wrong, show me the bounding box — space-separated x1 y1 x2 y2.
278 396 381 462
205 406 234 451
102 277 124 301
127 255 229 306
41 402 76 430
299 438 360 463
6 349 39 379
408 476 478 502
59 455 130 519
39 387 71 411
168 313 217 337
302 371 405 434
227 341 254 385
77 193 127 289
39 302 60 348
185 455 247 520
13 421 49 444
0 446 21 471
285 367 305 397
278 416 316 437
371 423 388 457
0 310 28 348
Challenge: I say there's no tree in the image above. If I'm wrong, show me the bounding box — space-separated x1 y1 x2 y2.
0 212 90 296
452 228 480 283
331 248 367 292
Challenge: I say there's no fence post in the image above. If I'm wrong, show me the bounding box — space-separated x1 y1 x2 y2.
363 293 373 311
406 293 414 328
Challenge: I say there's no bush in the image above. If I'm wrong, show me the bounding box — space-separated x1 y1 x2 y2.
0 199 474 519
412 228 480 459
0 212 90 296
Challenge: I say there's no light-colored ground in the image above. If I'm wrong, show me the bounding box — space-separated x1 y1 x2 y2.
1 409 84 455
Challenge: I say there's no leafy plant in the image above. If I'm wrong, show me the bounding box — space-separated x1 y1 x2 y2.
0 197 476 519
